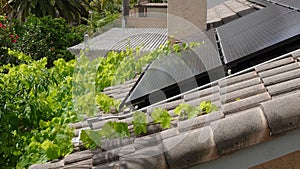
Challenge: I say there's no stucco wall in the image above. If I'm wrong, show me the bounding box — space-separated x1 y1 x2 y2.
168 0 207 40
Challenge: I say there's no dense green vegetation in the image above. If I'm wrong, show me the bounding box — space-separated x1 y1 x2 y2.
0 15 85 67
0 1 206 168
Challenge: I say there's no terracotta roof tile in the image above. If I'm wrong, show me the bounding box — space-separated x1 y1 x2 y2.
262 68 300 86
92 151 119 166
101 137 134 151
266 77 300 96
134 133 162 150
183 86 219 102
222 92 271 114
255 57 295 72
215 4 240 23
220 83 266 104
211 107 270 154
185 94 220 107
163 126 219 169
64 150 95 165
120 145 168 169
260 93 300 135
224 0 255 16
177 111 224 132
218 71 258 87
258 62 300 78
62 159 93 169
219 76 262 94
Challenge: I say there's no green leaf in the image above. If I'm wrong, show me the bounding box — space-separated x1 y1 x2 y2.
41 140 60 160
199 100 219 114
113 122 130 138
102 122 116 139
132 111 148 135
80 130 102 149
151 108 172 129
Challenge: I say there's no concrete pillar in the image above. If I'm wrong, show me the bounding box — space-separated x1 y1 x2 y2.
168 0 207 40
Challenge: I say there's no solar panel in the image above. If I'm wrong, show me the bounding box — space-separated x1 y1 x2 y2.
124 30 224 107
218 5 300 66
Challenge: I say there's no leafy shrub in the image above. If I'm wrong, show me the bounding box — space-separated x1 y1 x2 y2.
0 15 20 65
0 51 76 168
96 93 121 113
14 15 86 67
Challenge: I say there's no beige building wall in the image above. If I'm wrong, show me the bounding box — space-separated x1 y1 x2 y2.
249 150 300 169
168 0 207 40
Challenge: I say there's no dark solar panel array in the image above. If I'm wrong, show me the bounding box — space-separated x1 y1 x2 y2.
218 5 300 65
124 30 224 105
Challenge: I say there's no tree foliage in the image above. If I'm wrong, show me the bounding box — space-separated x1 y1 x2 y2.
5 0 90 22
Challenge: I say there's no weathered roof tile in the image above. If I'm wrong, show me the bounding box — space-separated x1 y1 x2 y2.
161 127 179 140
255 57 295 72
267 77 300 96
92 151 119 166
120 145 168 169
215 4 239 23
101 137 134 151
207 8 223 27
64 150 95 165
224 0 254 16
185 94 220 107
262 68 300 86
109 144 136 157
163 126 219 169
183 86 219 102
218 71 258 87
134 133 162 150
91 121 106 130
146 99 184 113
222 92 271 114
63 159 93 169
220 83 266 104
219 77 262 94
291 50 300 58
29 161 64 169
178 111 224 132
258 62 300 78
69 121 89 129
260 93 300 135
211 107 270 154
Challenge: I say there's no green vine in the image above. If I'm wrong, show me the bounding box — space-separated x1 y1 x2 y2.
132 111 148 135
151 108 172 129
